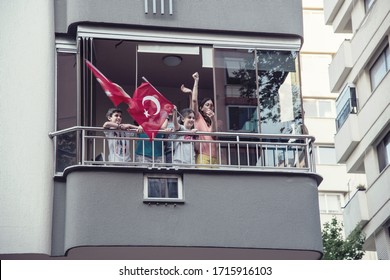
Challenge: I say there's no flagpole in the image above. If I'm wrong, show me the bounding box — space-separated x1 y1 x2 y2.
141 76 161 93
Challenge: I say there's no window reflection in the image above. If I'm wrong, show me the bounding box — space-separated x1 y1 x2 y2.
215 48 302 135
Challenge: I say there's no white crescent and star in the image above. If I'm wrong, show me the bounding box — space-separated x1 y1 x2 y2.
142 96 161 118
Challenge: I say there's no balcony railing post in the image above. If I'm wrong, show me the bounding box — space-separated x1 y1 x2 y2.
236 135 240 168
81 129 85 165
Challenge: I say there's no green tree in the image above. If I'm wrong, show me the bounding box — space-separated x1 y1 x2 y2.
322 217 366 260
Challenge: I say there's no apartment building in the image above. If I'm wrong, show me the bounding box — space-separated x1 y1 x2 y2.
301 0 359 227
323 0 390 259
0 0 323 259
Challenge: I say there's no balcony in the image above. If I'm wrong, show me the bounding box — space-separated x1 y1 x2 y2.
324 0 353 33
49 127 323 259
329 40 353 92
335 113 360 164
343 189 369 237
324 0 344 25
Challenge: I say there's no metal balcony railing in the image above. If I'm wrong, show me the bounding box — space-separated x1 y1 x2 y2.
49 126 316 175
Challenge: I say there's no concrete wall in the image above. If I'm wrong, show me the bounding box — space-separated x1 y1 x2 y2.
52 168 323 258
0 0 55 255
54 0 303 37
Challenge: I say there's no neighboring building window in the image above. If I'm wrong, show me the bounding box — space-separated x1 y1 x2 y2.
143 174 183 202
364 0 375 12
227 105 258 131
314 146 337 165
370 45 390 90
303 99 336 118
335 84 357 130
319 193 343 214
377 131 390 172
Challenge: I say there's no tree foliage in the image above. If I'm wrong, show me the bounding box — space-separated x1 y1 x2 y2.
322 217 366 260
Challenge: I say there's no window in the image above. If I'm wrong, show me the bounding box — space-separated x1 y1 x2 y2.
335 84 357 130
314 146 337 165
364 0 375 12
319 193 343 214
144 175 183 202
377 131 390 172
215 48 302 135
227 106 258 131
370 45 390 90
303 99 335 118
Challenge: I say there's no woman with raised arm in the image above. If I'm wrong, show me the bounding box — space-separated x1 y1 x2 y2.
181 72 218 165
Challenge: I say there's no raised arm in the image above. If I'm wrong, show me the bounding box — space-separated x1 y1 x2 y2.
190 72 199 117
172 106 180 131
181 72 199 118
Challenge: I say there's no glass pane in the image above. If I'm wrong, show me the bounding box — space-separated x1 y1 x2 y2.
370 53 386 90
385 134 390 165
318 100 333 118
57 52 77 129
256 50 302 134
365 0 375 12
228 106 257 131
317 146 337 165
318 194 326 212
377 132 390 172
214 48 258 132
148 178 165 197
56 52 78 172
303 100 317 117
167 178 179 198
327 195 341 213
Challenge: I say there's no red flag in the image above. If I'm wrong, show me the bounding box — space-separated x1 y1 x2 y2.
85 59 131 106
128 82 174 141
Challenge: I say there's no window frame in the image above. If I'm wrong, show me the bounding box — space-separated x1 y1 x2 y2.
364 0 375 13
377 130 390 173
303 99 336 118
314 145 337 165
318 193 343 214
369 45 390 91
226 105 259 132
143 174 184 203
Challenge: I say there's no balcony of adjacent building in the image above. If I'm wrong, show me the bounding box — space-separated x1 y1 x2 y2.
48 126 323 259
324 0 353 33
329 40 353 93
343 164 390 254
334 84 360 165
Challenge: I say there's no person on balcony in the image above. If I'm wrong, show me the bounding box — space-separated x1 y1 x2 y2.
181 72 218 165
103 108 138 162
163 112 175 163
135 119 170 163
171 106 198 165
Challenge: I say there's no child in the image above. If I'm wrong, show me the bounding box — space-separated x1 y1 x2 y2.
103 108 138 162
172 106 198 165
181 72 217 165
135 119 171 163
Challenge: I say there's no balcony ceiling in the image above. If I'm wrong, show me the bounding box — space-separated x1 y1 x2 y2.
93 39 214 90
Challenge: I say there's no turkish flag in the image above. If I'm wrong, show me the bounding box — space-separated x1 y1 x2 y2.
128 82 174 141
85 59 131 106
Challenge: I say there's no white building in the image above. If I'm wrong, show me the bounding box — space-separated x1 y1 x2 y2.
323 0 390 260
